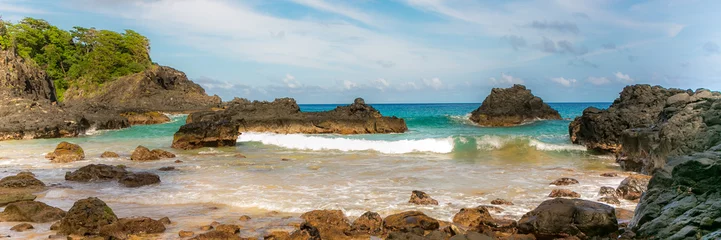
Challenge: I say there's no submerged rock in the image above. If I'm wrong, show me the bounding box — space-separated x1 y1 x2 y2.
408 190 439 205
45 142 85 163
597 196 621 205
518 198 618 239
490 198 513 205
118 172 161 188
131 146 175 161
469 84 561 127
10 223 34 232
550 177 579 186
120 111 171 125
100 151 119 158
57 197 118 236
0 201 66 222
64 164 128 182
616 174 651 201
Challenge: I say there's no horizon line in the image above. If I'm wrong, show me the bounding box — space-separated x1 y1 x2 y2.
295 101 614 105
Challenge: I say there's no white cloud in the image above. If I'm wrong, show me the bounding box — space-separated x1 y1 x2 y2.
288 0 379 27
372 78 390 91
343 80 358 90
587 77 610 85
614 72 634 83
550 77 577 87
423 78 443 90
490 73 524 85
283 74 301 88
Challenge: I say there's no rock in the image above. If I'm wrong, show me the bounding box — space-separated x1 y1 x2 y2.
264 231 290 240
0 201 66 222
469 84 561 126
100 151 119 158
57 197 119 236
448 231 493 240
235 154 247 158
171 119 241 150
600 172 618 177
518 198 618 239
99 217 166 239
179 230 195 237
175 160 183 163
120 111 171 125
10 223 33 232
214 224 240 234
628 149 721 239
0 193 36 206
158 166 176 171
239 215 252 221
550 177 579 186
0 172 45 188
119 172 161 187
45 142 85 163
151 149 176 158
300 210 351 239
548 189 580 198
569 84 688 153
190 230 242 240
615 209 634 224
477 205 504 214
490 198 513 205
408 190 439 205
65 164 128 182
159 217 171 225
289 222 322 240
616 174 651 201
383 211 440 232
200 225 213 231
597 196 621 205
598 186 617 197
350 211 383 235
130 146 157 161
452 207 494 228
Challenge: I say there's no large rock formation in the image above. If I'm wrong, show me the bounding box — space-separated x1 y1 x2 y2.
518 198 618 239
172 97 407 149
628 146 721 239
569 84 688 153
470 84 561 126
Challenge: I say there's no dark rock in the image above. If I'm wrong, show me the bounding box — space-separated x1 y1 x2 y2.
158 166 176 171
0 201 66 222
383 211 440 232
171 119 241 150
99 217 166 239
64 164 128 182
452 207 494 228
100 151 119 158
477 205 504 214
408 190 439 205
518 198 618 239
159 217 171 225
45 142 85 163
548 189 580 198
120 111 171 125
598 186 617 197
289 222 322 240
0 172 45 188
119 172 160 188
299 210 351 239
57 197 118 236
616 174 651 201
350 211 383 235
10 223 34 232
600 172 618 177
490 198 513 205
550 177 579 186
469 84 561 126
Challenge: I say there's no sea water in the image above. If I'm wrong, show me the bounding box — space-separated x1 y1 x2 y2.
0 103 634 238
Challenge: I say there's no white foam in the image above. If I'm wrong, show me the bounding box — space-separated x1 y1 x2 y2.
529 139 587 151
237 133 454 154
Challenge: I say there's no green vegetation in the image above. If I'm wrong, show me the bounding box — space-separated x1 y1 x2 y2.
0 17 152 101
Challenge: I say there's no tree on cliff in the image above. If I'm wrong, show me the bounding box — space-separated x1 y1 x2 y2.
0 17 151 101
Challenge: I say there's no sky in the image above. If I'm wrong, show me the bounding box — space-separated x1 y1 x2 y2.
1 0 720 103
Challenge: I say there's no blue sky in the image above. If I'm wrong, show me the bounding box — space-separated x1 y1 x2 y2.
1 0 720 103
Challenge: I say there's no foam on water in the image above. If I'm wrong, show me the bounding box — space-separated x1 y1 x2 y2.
238 132 455 154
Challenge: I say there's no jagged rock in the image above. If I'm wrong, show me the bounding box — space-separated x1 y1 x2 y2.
408 190 438 205
299 210 351 239
118 172 160 188
469 84 561 126
629 149 721 239
616 174 651 201
100 151 119 158
10 223 34 232
57 197 118 236
548 189 580 198
45 142 85 163
490 198 513 205
550 177 579 186
171 119 241 150
0 201 66 222
350 211 383 235
383 211 439 232
99 217 166 239
569 84 688 153
120 111 171 125
64 164 128 182
518 198 618 239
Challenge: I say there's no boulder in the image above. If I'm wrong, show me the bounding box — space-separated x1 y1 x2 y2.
0 201 66 222
383 211 440 232
100 151 119 158
550 177 579 186
11 223 34 232
490 198 513 205
469 84 561 126
452 207 494 228
616 174 651 201
171 119 242 150
598 186 617 197
408 190 439 205
99 217 166 239
597 196 621 205
57 197 119 236
131 146 158 161
64 164 128 182
548 189 580 198
300 210 351 239
350 211 383 235
0 172 45 188
120 111 171 125
45 142 85 163
518 198 618 239
118 172 161 188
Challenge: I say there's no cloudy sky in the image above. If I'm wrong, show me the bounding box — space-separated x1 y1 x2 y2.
2 0 720 103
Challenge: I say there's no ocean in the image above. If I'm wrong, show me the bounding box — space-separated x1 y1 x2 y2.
0 102 634 238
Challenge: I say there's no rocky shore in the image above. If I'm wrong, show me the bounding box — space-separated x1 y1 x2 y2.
171 97 408 149
469 84 561 127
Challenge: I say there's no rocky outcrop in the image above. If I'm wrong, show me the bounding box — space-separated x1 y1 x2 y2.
628 147 721 239
470 84 561 127
45 141 85 163
120 111 171 125
172 98 407 149
408 190 439 205
0 49 56 102
64 65 221 112
518 198 618 239
0 201 66 223
569 84 688 153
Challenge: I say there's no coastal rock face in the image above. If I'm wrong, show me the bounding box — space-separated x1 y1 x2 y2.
0 49 56 102
120 111 171 125
629 148 721 239
172 98 407 149
0 201 66 223
63 65 221 112
568 84 688 153
45 141 85 163
470 84 561 127
58 197 119 236
518 198 618 239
